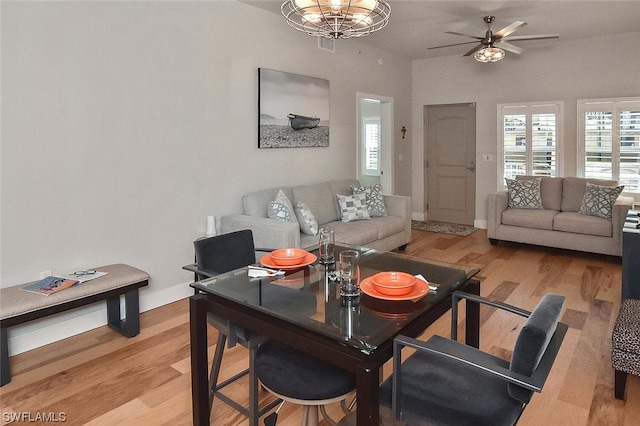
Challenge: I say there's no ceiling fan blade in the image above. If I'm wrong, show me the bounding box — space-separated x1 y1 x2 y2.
494 21 527 39
463 43 484 57
497 42 524 55
428 40 481 50
504 34 560 41
445 31 484 40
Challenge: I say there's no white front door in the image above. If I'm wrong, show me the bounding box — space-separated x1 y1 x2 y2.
425 103 476 225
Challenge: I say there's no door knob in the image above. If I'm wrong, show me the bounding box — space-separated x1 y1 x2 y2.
467 161 476 172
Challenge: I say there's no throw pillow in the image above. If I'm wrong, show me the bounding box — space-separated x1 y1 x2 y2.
578 182 624 219
295 201 319 235
267 190 297 223
337 193 371 222
351 184 388 217
506 178 543 209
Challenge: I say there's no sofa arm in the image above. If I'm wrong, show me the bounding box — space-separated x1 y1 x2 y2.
220 215 300 249
384 194 412 239
612 196 635 245
487 191 509 239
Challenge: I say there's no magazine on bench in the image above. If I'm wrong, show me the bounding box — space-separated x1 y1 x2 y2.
21 271 108 296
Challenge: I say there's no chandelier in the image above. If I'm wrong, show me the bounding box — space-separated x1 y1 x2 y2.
474 45 505 63
281 0 391 39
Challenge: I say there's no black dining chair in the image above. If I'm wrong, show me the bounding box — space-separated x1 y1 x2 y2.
379 291 568 426
192 229 280 425
255 340 356 426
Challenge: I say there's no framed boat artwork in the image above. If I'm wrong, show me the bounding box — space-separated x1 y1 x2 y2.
258 68 329 148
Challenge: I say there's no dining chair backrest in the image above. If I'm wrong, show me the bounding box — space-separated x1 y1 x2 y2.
508 293 565 403
194 229 256 279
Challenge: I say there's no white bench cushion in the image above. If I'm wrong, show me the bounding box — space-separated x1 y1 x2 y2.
0 264 149 321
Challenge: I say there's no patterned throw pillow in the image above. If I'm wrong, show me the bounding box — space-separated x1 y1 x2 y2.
267 190 297 223
506 178 543 209
351 184 388 217
578 182 624 219
295 201 319 235
337 193 371 222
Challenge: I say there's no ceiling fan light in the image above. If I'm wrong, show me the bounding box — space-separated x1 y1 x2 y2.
474 46 505 63
282 0 391 39
353 14 374 26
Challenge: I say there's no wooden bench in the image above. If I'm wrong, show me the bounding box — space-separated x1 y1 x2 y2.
0 264 149 386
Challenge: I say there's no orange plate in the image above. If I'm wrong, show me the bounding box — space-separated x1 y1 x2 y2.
360 276 430 301
260 252 317 270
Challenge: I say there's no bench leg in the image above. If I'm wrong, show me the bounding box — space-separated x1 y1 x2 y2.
615 369 627 400
107 288 141 338
1 327 10 386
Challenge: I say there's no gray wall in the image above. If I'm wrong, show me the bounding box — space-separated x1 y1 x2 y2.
0 1 412 353
411 32 640 226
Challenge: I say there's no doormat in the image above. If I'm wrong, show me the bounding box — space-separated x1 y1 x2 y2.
411 220 477 237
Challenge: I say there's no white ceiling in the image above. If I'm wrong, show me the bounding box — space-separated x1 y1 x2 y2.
243 1 640 60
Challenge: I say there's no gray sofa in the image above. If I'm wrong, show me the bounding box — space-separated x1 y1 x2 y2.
220 179 411 252
487 176 634 256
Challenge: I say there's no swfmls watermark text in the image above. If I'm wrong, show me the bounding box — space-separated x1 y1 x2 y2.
2 412 67 423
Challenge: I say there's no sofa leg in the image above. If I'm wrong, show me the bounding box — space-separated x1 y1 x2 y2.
398 244 408 251
615 369 627 400
489 238 499 245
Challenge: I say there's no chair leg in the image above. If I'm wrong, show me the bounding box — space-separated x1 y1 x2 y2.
300 405 319 426
209 333 227 409
320 405 341 426
615 369 628 400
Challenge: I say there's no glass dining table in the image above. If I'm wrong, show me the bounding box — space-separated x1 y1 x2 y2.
189 244 481 426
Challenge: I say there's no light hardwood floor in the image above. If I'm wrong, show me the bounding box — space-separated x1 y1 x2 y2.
1 229 638 425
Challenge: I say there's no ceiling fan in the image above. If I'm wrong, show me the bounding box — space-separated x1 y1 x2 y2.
429 16 559 61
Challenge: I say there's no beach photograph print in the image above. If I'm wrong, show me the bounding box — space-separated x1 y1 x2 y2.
259 68 329 148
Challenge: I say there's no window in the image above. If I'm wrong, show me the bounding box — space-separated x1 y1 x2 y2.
498 102 563 184
578 98 640 194
362 117 380 176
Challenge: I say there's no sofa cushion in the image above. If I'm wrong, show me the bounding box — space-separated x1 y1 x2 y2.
325 220 379 246
295 201 319 235
337 193 371 222
372 215 406 239
561 177 618 212
516 175 564 211
293 182 339 225
506 178 543 209
243 187 294 218
578 182 624 219
267 190 298 223
502 208 558 230
553 211 613 237
352 184 388 217
329 179 361 221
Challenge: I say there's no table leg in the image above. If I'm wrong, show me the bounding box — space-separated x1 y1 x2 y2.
465 279 480 348
356 361 380 425
1 327 10 386
190 294 210 426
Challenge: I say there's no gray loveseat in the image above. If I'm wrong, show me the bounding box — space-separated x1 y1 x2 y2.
220 179 411 252
487 176 634 256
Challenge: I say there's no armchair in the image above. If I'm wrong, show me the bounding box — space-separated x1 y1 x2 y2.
379 292 567 426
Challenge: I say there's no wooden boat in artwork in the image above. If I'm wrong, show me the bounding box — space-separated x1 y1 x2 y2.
287 113 320 130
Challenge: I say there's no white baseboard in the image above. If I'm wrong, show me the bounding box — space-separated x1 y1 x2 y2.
411 212 426 221
6 281 194 356
474 219 488 229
